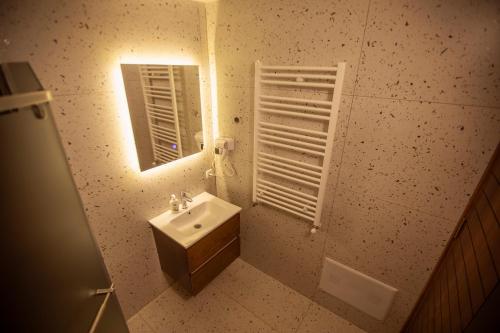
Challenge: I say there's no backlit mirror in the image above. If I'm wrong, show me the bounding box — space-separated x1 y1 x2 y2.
121 64 204 171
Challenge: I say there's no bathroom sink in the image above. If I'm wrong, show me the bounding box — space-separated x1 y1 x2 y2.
148 192 241 248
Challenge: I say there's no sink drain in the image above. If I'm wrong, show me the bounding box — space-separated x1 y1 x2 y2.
194 224 202 229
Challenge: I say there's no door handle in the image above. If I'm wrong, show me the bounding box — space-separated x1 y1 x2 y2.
95 285 114 295
89 283 115 333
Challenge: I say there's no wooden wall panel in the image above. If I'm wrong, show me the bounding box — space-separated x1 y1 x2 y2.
427 287 435 333
433 278 442 333
483 174 499 222
451 241 472 329
464 284 500 333
439 267 451 333
467 208 498 294
492 156 500 183
413 302 422 333
476 191 500 273
426 291 434 333
402 145 500 332
459 225 485 313
446 254 461 333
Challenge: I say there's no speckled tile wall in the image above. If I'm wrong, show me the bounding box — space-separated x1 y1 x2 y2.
2 0 499 329
212 0 500 332
0 0 214 318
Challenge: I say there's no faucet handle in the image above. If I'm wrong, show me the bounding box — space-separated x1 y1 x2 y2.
180 191 193 209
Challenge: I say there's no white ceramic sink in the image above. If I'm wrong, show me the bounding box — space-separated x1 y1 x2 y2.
148 192 241 248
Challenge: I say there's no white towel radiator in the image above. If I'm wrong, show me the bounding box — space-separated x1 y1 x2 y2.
252 61 346 231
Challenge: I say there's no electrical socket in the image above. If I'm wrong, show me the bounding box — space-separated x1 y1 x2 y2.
214 137 234 154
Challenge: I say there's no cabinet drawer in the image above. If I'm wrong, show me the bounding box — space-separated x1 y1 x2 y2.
190 237 240 294
187 214 239 272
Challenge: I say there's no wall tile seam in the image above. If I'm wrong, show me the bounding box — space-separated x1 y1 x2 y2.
51 90 115 98
308 0 373 305
349 3 500 111
217 81 358 93
48 79 211 98
293 302 315 333
341 187 455 224
318 0 373 271
213 260 313 331
130 281 177 317
228 157 252 165
351 94 500 110
220 290 293 331
137 312 157 333
215 83 500 110
216 85 356 96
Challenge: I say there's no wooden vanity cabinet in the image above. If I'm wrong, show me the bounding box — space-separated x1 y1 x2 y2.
152 213 240 294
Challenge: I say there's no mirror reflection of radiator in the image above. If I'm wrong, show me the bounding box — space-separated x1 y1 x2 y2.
252 61 346 231
139 65 183 164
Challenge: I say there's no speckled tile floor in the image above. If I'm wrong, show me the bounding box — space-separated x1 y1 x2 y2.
127 258 365 333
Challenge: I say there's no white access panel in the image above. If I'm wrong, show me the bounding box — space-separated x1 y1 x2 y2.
319 257 398 320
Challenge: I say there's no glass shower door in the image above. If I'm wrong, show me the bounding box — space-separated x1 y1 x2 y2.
0 62 129 333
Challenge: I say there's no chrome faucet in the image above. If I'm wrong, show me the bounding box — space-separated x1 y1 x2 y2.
180 191 193 209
